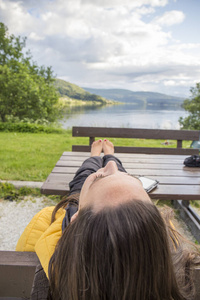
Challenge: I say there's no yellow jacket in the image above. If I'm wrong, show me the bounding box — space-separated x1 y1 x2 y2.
16 206 65 277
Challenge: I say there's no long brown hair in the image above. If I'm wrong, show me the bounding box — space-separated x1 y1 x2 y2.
49 200 200 300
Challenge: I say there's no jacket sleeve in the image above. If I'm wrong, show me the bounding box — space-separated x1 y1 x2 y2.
35 213 65 278
16 206 58 252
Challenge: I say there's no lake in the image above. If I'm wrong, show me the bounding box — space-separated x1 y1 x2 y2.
61 104 188 130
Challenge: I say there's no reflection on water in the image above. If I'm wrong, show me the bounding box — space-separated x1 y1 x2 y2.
60 104 188 130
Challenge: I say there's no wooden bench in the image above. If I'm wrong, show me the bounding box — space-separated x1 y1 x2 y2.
72 126 200 155
0 251 39 299
0 251 200 299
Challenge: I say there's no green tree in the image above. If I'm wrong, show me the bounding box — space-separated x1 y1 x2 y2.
179 83 200 130
0 22 60 123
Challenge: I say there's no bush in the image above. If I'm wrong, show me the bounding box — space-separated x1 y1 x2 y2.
0 22 60 123
0 122 65 133
179 83 200 130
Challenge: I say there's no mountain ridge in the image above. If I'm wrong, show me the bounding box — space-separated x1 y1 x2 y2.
54 78 185 107
83 87 185 107
54 79 112 104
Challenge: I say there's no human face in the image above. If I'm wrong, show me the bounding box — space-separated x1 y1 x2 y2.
79 161 151 212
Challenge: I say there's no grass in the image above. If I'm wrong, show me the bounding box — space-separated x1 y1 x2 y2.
0 131 87 181
0 182 60 202
0 131 192 181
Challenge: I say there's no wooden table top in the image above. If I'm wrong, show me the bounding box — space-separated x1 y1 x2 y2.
41 152 200 200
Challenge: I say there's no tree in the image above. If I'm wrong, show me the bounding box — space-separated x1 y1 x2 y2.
179 83 200 130
0 22 60 123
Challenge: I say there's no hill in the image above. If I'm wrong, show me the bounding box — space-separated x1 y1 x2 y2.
54 79 111 104
83 88 185 108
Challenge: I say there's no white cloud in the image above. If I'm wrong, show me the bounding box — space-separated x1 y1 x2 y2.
29 32 44 41
153 10 185 26
164 79 197 87
0 0 35 33
0 0 199 96
135 6 155 15
80 0 168 8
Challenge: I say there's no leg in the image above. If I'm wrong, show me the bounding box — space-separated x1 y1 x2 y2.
69 140 103 193
102 139 127 173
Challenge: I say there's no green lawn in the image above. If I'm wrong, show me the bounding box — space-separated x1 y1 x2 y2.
0 131 86 181
0 131 192 181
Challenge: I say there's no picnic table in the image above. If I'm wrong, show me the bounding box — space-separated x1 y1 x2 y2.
41 151 200 200
41 151 200 242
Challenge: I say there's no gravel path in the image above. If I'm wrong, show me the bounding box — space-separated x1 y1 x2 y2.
0 196 56 250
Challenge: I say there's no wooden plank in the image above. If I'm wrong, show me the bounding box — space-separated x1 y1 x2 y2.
109 153 190 159
60 155 188 164
44 173 74 182
63 151 91 157
63 151 190 159
145 176 200 185
0 251 39 266
72 145 198 155
114 147 199 155
56 160 200 171
52 166 200 177
52 166 81 174
150 185 200 200
72 126 200 140
44 173 200 186
41 180 200 199
62 152 193 164
41 181 69 195
0 251 39 298
62 154 191 162
63 152 198 164
130 168 200 177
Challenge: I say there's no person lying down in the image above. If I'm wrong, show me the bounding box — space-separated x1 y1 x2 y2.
16 139 200 300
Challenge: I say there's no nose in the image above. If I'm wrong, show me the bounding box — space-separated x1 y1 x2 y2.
102 160 118 175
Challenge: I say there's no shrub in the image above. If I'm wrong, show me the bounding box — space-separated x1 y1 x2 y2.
0 122 65 133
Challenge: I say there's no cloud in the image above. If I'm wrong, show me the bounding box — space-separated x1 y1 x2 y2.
29 32 44 41
80 0 168 8
0 0 199 97
153 10 185 26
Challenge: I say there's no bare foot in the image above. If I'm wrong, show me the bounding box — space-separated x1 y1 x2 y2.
91 140 103 156
103 139 114 155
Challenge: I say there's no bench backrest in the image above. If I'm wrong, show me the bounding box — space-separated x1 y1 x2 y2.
72 126 200 155
0 251 200 299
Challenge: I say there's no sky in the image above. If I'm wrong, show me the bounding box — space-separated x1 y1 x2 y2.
0 0 200 97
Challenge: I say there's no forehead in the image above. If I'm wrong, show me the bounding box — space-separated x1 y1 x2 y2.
85 172 151 211
91 172 141 187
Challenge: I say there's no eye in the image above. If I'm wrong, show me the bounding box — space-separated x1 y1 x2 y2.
91 173 106 185
95 173 105 179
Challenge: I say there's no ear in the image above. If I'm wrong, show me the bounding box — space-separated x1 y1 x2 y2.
70 211 79 223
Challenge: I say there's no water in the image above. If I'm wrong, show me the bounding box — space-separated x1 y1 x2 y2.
61 104 188 130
